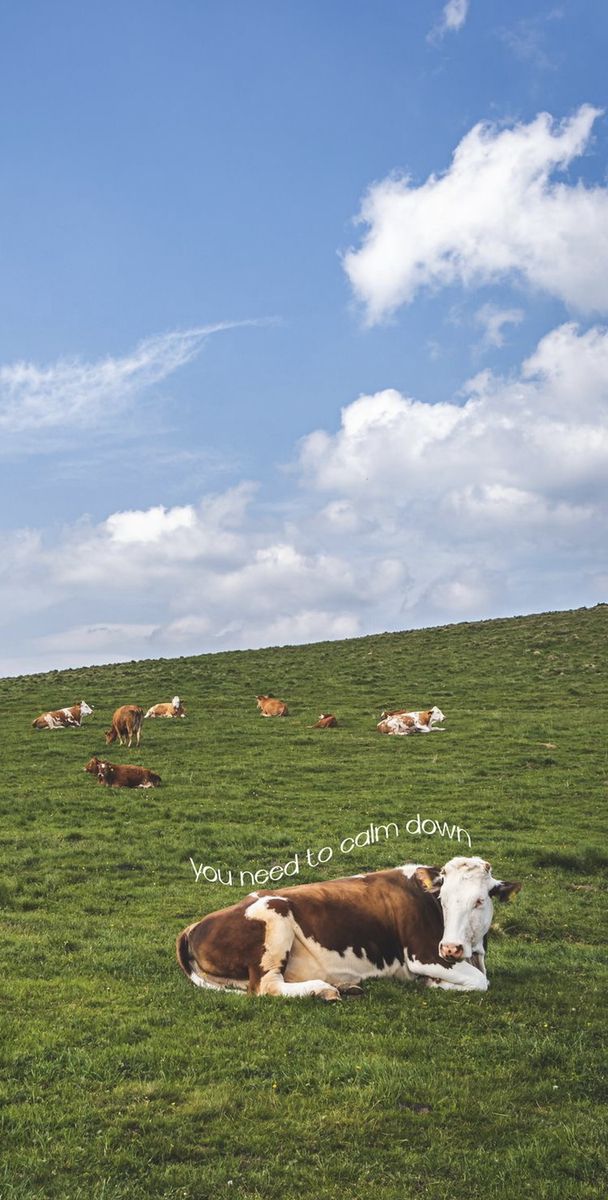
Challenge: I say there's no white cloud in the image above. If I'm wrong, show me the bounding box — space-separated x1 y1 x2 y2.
300 323 608 506
474 303 524 348
343 106 608 321
430 0 469 41
0 320 265 443
1 321 607 673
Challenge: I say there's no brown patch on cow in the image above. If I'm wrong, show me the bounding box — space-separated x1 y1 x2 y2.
257 871 446 971
185 897 267 985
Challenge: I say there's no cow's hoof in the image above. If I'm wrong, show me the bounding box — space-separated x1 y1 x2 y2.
339 985 364 999
319 987 342 1002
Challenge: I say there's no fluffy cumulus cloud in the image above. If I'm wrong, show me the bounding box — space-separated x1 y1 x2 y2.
2 320 606 673
298 320 608 623
343 106 608 321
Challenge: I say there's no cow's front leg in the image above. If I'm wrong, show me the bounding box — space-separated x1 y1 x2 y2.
407 956 489 992
245 895 341 1001
258 970 341 1001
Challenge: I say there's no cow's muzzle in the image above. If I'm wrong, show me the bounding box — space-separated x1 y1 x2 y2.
439 942 464 962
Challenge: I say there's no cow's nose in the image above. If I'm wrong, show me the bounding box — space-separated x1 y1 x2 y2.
440 942 464 961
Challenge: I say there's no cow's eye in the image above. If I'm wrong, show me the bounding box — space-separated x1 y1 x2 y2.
474 898 484 908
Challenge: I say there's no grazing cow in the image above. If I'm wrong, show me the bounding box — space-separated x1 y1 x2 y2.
176 856 521 999
84 756 161 788
255 695 289 717
311 713 338 728
379 706 445 734
105 705 144 747
144 695 187 719
32 700 93 731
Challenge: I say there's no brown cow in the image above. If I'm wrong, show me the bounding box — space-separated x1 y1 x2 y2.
32 700 93 731
144 695 186 719
84 756 161 788
311 713 338 728
105 705 144 747
255 695 289 717
176 857 521 999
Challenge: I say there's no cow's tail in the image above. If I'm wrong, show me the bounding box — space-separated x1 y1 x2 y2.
176 928 194 979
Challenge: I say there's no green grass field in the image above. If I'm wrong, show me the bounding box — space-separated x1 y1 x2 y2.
1 605 607 1200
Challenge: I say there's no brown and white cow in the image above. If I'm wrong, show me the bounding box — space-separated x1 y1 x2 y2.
255 695 289 717
311 713 338 728
176 856 520 999
377 714 418 736
144 695 187 719
84 756 161 788
378 706 445 735
105 705 144 747
32 700 93 731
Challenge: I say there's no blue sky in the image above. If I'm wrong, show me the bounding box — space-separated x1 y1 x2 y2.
1 1 607 673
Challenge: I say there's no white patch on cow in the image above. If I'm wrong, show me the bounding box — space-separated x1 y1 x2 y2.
189 970 247 993
405 952 489 991
80 701 93 717
45 713 55 728
172 696 180 708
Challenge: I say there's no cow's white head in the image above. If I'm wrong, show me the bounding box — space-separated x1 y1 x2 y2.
430 706 445 724
80 701 93 717
415 856 520 962
172 696 180 708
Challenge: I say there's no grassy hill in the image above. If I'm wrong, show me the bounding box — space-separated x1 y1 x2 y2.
1 605 607 1200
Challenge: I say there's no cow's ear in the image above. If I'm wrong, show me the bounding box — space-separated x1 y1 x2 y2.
490 880 522 903
414 866 443 895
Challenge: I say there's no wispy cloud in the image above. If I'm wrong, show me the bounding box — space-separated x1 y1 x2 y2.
0 319 269 442
474 303 524 349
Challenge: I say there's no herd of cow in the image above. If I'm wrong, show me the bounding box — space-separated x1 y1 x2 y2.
32 695 186 788
32 687 520 999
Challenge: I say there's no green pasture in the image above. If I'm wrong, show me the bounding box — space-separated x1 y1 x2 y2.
0 605 606 1199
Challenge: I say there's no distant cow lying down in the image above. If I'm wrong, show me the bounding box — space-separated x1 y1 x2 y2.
255 695 289 717
105 705 144 747
311 713 337 728
378 706 445 735
144 696 186 719
84 756 161 788
177 856 521 999
32 701 93 730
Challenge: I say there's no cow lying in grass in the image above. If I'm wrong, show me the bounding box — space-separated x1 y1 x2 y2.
378 706 445 735
255 695 289 717
311 713 338 728
105 705 144 747
84 756 161 788
177 856 520 999
144 696 186 719
32 700 93 730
